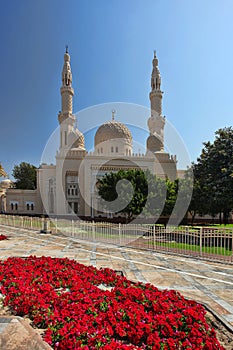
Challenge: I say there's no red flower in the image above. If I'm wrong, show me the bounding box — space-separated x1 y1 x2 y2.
0 256 225 350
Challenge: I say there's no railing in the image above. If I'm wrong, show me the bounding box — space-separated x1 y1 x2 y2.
0 215 232 264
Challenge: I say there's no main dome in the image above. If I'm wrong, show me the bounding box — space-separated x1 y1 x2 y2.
94 120 132 147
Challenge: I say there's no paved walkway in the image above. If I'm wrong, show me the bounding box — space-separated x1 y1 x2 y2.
1 224 233 329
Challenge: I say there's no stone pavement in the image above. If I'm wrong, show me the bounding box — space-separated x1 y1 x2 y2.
0 316 52 350
0 223 233 330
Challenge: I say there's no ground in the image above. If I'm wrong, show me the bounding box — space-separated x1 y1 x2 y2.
0 224 233 349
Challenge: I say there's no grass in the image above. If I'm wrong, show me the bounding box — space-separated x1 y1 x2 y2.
146 240 232 256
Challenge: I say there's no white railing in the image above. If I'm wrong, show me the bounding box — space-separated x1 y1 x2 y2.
0 215 232 264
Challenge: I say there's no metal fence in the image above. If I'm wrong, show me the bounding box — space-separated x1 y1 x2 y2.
0 215 232 264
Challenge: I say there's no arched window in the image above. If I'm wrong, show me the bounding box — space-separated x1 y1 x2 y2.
68 188 70 196
27 204 30 210
116 146 118 153
31 204 34 211
126 149 128 156
15 203 18 210
111 146 114 153
11 203 13 210
101 148 103 153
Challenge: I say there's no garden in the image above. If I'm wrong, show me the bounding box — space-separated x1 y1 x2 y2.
0 255 225 349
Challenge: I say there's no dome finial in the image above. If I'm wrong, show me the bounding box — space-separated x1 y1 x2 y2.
154 50 156 58
111 109 116 121
65 45 68 53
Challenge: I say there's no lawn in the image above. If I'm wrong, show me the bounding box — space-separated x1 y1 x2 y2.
147 240 232 256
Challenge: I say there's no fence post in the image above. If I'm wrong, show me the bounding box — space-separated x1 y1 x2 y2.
42 217 45 231
153 225 156 250
200 227 203 257
71 219 74 237
92 221 95 242
232 229 233 257
119 223 122 245
55 218 58 234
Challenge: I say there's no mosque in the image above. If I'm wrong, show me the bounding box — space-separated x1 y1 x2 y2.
0 50 178 218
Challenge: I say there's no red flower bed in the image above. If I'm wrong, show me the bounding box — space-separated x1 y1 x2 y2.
0 256 224 349
0 234 8 240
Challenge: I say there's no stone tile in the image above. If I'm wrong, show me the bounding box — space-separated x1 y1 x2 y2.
0 316 52 350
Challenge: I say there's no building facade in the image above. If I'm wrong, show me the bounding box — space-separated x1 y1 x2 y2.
4 50 177 218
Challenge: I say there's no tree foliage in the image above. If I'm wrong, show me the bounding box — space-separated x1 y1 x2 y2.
191 127 233 224
98 169 178 221
12 162 37 190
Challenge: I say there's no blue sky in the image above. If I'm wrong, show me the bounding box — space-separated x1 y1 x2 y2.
1 0 233 177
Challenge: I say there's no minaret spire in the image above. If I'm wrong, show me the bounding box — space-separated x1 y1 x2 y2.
57 48 85 152
151 50 162 98
58 48 74 124
147 51 165 152
58 48 75 150
62 49 73 89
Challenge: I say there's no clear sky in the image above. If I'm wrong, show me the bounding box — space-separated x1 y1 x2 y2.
1 0 233 177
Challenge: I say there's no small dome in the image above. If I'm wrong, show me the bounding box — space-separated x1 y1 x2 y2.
147 134 163 152
95 120 132 147
0 178 12 189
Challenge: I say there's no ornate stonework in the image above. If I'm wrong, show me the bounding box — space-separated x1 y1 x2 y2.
147 134 163 152
95 120 132 146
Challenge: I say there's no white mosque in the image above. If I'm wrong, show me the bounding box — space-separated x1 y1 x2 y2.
1 49 178 218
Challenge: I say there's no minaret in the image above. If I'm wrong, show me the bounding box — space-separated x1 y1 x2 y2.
59 46 74 117
58 47 77 150
147 51 165 152
55 47 85 216
0 163 7 178
150 51 163 115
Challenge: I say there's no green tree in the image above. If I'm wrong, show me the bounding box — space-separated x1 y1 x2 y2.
193 127 233 224
98 169 167 221
12 162 37 190
180 168 207 225
162 179 178 217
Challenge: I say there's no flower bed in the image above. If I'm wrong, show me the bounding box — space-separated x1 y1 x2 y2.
0 256 224 349
0 234 8 240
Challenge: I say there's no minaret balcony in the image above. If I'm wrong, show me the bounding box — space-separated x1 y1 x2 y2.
150 90 163 97
60 86 74 95
58 112 75 124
